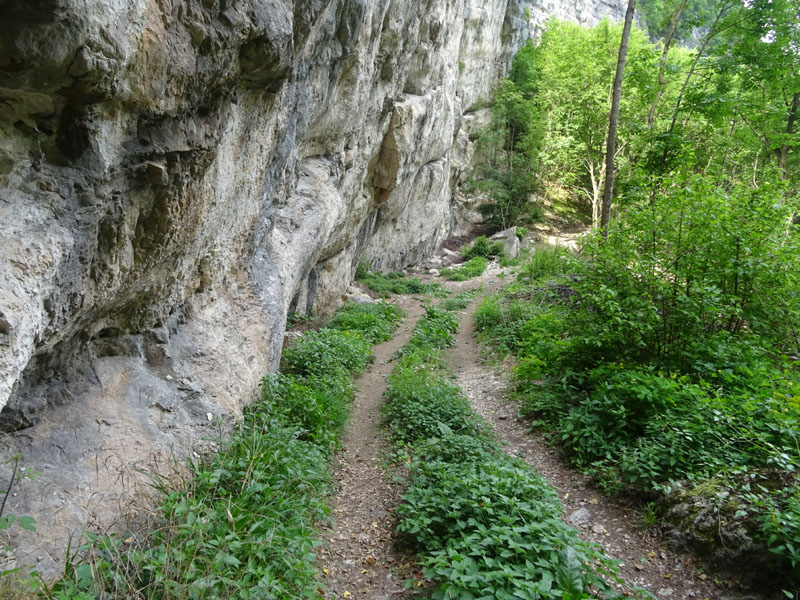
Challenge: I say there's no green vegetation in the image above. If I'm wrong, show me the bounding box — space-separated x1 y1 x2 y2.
382 301 630 599
439 289 479 312
460 235 504 260
469 5 800 586
477 240 800 584
42 302 404 600
355 268 446 297
439 257 487 281
477 7 799 227
322 300 404 344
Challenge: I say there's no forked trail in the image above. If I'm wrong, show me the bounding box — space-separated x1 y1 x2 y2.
324 257 752 600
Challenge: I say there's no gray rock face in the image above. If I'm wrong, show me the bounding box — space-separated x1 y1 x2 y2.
0 0 623 573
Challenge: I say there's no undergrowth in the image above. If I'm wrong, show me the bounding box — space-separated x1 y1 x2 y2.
355 267 446 297
476 243 800 588
41 301 404 600
381 297 631 599
439 257 487 281
461 236 504 260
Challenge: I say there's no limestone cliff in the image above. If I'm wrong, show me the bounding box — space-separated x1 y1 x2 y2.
0 0 622 572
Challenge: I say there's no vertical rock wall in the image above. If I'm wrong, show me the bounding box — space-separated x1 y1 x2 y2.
0 0 623 573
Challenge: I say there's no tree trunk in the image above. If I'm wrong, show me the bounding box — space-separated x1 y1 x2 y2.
647 0 687 130
666 0 740 137
600 0 636 235
777 92 799 179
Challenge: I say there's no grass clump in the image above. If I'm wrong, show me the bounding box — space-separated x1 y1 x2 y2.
439 290 478 312
46 300 404 599
381 295 628 600
356 269 446 297
439 257 487 281
517 245 574 283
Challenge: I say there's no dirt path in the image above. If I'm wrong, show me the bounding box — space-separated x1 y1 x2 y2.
445 287 748 600
318 296 424 600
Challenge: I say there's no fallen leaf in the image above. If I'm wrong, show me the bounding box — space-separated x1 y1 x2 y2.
698 574 707 581
343 592 351 598
588 498 599 505
323 568 329 575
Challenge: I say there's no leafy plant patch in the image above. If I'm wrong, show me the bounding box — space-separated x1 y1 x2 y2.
381 296 630 600
440 257 488 281
356 268 447 297
478 241 800 587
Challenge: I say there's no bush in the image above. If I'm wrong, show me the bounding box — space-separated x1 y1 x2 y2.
397 305 459 356
461 236 504 260
382 368 490 445
398 454 623 600
281 329 371 382
439 290 478 312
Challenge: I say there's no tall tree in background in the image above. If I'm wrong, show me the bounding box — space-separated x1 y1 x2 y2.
646 0 687 130
600 0 637 234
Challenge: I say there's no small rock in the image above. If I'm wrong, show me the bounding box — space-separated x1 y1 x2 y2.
428 269 439 276
345 292 374 305
591 524 605 534
442 248 459 260
657 588 674 598
567 507 591 527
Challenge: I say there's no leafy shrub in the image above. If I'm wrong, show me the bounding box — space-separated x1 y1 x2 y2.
461 236 504 260
382 356 491 445
753 485 800 576
439 257 488 281
323 300 404 344
397 305 459 356
474 294 537 356
281 329 371 382
261 373 349 449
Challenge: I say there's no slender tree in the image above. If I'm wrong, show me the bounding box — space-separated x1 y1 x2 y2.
600 0 637 234
647 0 687 130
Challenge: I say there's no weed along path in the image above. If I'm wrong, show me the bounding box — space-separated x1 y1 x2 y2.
445 286 746 600
319 295 425 600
